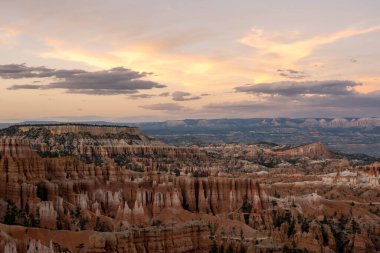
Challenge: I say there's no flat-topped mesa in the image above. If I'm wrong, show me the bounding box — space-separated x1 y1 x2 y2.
4 124 160 144
17 124 144 137
0 124 215 174
0 124 164 157
274 142 334 159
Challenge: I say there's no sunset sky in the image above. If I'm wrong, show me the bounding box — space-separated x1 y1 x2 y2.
1 0 380 122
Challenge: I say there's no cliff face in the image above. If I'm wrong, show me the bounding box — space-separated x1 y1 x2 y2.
1 124 162 157
88 222 210 253
274 142 334 159
0 138 37 159
178 176 268 215
0 138 269 252
0 222 210 253
17 125 145 136
0 125 214 173
1 125 380 253
0 140 268 226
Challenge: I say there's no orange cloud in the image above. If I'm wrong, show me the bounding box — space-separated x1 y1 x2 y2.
240 25 380 68
38 38 253 95
37 24 380 101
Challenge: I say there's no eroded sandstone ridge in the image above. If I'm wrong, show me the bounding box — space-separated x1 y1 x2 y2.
0 124 379 252
273 142 334 159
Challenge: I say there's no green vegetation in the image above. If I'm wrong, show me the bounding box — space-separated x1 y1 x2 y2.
37 151 60 158
76 243 85 253
241 195 252 225
274 210 292 229
209 241 218 253
287 218 295 238
4 202 17 225
173 168 181 176
94 217 112 232
79 217 88 230
321 226 329 246
301 219 309 233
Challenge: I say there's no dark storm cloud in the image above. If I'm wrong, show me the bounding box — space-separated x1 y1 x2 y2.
172 91 201 101
140 103 184 111
277 69 308 79
235 80 361 96
2 64 166 95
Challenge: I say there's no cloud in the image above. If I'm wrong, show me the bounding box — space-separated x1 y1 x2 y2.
240 25 380 67
126 91 171 100
315 91 380 108
3 64 166 95
206 79 380 117
158 92 170 97
203 95 380 117
172 91 201 101
39 37 225 88
277 69 308 79
235 80 361 96
8 84 44 90
127 94 155 99
0 63 85 79
140 103 184 111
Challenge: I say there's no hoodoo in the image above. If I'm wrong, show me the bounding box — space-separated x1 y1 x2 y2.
0 124 379 252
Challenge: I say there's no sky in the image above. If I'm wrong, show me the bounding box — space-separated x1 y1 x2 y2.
0 0 380 122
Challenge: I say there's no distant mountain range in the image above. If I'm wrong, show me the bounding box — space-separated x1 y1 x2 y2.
133 117 380 129
133 118 380 157
1 117 380 157
1 117 379 129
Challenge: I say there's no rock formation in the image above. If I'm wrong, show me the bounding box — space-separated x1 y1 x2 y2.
274 142 334 159
0 124 379 252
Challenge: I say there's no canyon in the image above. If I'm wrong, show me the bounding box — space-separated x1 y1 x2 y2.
0 124 379 252
134 117 380 157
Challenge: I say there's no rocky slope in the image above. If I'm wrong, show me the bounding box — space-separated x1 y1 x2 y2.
273 142 334 159
0 125 213 172
0 124 162 156
0 125 380 252
0 138 266 252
